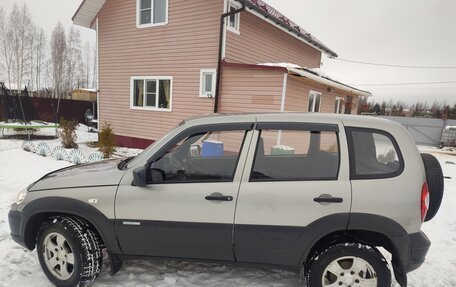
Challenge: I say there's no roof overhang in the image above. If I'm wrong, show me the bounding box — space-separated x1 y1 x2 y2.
72 0 106 29
260 63 372 97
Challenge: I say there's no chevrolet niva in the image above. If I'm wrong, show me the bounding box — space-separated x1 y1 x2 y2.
9 113 444 287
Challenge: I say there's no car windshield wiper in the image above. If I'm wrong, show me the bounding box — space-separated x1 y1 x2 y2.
118 156 135 170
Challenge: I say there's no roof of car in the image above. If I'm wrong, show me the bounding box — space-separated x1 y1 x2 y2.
183 113 402 130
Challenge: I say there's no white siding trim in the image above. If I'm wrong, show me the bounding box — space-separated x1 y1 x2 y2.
277 73 288 145
96 18 100 122
130 76 173 112
280 73 288 112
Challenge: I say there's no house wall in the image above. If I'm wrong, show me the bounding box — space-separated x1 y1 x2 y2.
225 11 322 68
285 75 360 115
218 65 285 113
97 0 224 141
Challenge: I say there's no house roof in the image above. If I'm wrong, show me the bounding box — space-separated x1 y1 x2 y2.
259 63 372 97
72 0 338 57
72 0 105 28
241 0 337 58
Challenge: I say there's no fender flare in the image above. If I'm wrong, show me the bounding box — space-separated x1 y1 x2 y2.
21 196 122 255
298 213 409 287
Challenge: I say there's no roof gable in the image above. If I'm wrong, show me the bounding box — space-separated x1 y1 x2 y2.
73 0 337 57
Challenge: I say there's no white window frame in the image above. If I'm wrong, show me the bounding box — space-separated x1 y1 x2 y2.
200 69 217 98
335 97 345 114
225 0 241 35
130 76 173 112
308 91 322 113
136 0 169 29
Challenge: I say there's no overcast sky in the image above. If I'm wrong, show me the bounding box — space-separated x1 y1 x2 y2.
1 0 455 105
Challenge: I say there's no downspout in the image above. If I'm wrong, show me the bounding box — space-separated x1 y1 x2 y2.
214 2 246 113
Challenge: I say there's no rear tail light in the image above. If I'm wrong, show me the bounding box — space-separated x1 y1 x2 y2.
421 182 430 222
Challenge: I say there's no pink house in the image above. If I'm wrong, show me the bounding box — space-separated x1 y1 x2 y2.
73 0 371 148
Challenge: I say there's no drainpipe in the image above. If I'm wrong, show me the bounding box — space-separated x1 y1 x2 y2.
214 2 246 113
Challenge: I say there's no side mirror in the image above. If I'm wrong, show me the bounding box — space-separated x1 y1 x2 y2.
132 165 148 187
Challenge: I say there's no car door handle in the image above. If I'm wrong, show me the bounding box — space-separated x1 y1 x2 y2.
205 192 233 202
314 194 344 204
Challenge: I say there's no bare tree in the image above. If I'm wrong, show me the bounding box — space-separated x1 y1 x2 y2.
64 27 82 95
50 21 66 99
80 41 92 89
0 7 14 89
35 28 46 91
9 4 34 93
92 44 97 89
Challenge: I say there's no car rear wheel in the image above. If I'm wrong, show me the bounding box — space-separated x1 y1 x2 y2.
306 243 391 287
421 153 444 221
37 216 102 287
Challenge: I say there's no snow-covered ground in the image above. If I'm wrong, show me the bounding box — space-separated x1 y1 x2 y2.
0 129 455 286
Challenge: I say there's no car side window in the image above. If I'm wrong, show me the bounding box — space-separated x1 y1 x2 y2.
250 129 340 181
149 130 246 184
346 127 404 179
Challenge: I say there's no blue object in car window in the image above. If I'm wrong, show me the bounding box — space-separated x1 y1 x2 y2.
201 140 224 157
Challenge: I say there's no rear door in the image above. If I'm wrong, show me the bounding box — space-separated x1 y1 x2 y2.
234 120 351 266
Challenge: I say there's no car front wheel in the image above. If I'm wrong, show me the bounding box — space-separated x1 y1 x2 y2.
37 216 102 287
306 243 391 287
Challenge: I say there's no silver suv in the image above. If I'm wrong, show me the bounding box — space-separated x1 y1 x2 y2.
8 113 444 287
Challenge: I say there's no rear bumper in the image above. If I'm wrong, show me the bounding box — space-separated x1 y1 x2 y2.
404 232 431 272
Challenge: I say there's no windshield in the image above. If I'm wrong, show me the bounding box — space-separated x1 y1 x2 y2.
125 124 184 168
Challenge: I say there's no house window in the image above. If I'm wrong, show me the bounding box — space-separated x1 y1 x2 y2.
226 0 240 33
137 0 168 28
200 69 217 97
308 91 322 112
335 97 345 114
131 77 172 111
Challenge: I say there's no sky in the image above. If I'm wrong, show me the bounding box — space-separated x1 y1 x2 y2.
1 0 455 105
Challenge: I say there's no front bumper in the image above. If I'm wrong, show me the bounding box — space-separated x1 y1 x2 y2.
8 207 28 249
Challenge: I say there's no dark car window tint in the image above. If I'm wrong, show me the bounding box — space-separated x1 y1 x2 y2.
348 128 403 178
250 129 339 181
149 130 246 184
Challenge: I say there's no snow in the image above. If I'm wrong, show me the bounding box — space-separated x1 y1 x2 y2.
259 62 303 70
0 131 455 286
445 126 456 130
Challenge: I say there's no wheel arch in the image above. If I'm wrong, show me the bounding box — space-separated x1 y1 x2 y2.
21 197 121 254
300 213 409 287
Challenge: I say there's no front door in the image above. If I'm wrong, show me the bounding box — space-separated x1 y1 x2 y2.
234 120 352 266
116 123 254 261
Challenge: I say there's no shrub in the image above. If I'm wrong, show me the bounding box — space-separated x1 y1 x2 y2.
98 123 116 159
59 118 78 149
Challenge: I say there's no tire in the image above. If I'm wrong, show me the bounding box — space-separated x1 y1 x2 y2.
37 216 103 287
421 153 444 222
306 243 391 287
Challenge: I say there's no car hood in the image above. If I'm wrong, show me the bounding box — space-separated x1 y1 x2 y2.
29 159 126 191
